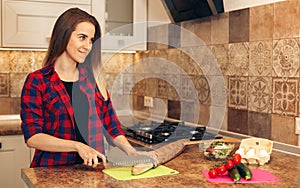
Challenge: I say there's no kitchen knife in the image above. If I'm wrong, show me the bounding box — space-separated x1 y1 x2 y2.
105 146 157 167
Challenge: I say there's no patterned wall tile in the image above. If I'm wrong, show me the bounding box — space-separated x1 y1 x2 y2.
166 48 183 75
132 52 149 74
123 73 136 95
211 44 229 76
157 75 169 99
33 51 46 69
211 13 229 45
271 114 298 145
119 53 134 74
10 73 27 97
133 74 147 96
191 75 210 105
184 49 204 76
273 0 300 39
105 73 123 95
273 39 300 77
249 41 272 76
0 73 9 97
9 51 38 73
0 51 10 72
249 4 274 41
154 49 169 72
229 9 249 43
207 75 227 107
228 76 248 110
144 77 157 97
248 111 271 139
167 74 180 101
272 77 298 116
137 50 169 75
102 53 129 74
248 77 272 113
228 43 249 76
183 46 215 76
180 75 195 101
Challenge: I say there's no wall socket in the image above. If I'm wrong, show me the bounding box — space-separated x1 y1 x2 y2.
144 96 153 107
295 117 300 135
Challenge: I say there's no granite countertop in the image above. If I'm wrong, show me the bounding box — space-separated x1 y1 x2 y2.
21 144 300 188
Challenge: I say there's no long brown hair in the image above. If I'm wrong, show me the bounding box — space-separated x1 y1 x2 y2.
43 7 101 67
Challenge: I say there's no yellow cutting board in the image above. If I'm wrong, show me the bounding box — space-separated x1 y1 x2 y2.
103 165 179 181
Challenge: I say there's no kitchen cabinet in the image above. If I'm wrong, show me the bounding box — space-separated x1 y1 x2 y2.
0 135 32 188
0 0 2 47
91 0 147 51
2 0 91 48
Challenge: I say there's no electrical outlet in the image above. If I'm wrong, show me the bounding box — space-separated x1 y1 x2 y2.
144 96 153 107
295 117 300 134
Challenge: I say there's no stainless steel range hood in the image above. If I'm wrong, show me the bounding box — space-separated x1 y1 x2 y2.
162 0 285 23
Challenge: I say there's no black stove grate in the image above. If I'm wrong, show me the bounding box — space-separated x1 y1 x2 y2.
122 120 215 144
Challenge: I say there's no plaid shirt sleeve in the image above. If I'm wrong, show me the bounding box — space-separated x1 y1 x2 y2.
20 72 44 141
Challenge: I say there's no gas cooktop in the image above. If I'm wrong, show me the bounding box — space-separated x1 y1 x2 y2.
122 119 216 144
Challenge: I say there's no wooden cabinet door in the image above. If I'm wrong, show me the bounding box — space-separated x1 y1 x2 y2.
0 135 30 188
92 0 147 51
2 0 91 48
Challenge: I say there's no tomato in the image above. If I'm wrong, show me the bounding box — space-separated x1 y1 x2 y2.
216 164 227 175
208 169 218 178
225 160 234 170
233 153 242 164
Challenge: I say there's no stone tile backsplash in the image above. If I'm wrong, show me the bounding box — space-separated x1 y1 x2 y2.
1 0 299 146
141 1 300 146
0 73 9 97
0 50 45 113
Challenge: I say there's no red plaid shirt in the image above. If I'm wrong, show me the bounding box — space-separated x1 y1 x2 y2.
20 64 124 167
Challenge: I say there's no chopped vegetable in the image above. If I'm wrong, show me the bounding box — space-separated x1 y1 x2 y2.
203 142 234 160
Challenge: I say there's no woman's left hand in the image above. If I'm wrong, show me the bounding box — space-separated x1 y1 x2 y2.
76 142 106 168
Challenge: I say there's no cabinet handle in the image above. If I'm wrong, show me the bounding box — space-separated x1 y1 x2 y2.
0 142 1 149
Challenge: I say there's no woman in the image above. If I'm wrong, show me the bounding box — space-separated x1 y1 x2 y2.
20 7 137 168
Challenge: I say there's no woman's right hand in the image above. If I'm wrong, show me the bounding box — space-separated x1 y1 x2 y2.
75 142 106 168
